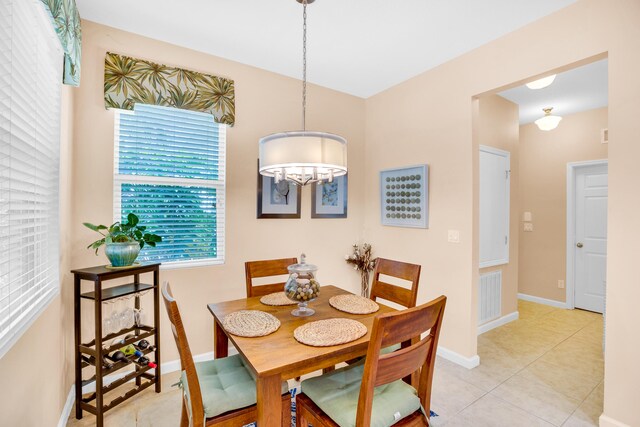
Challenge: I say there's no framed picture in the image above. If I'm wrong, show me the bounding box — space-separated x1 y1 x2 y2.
311 175 348 218
380 165 429 228
257 166 301 219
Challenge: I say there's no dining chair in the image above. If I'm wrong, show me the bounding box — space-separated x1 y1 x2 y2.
341 258 422 366
296 295 447 427
161 282 291 427
370 258 422 309
244 257 298 297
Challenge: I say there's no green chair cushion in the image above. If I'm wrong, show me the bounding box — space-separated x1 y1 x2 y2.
301 362 421 427
180 354 288 420
381 343 401 355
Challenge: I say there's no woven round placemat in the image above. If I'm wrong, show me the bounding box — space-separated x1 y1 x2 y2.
222 310 281 337
293 318 367 347
260 292 297 306
329 294 380 314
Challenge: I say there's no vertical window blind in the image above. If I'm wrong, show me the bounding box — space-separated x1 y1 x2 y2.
0 0 62 358
114 104 226 267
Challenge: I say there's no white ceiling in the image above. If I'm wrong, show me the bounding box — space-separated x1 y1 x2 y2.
499 59 608 124
76 0 577 98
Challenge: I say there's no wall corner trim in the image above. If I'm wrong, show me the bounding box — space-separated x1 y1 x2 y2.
478 311 519 335
437 346 480 369
599 414 631 427
517 293 567 309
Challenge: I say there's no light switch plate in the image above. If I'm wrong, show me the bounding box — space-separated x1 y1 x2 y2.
523 211 533 222
558 280 565 289
448 229 460 243
523 222 534 232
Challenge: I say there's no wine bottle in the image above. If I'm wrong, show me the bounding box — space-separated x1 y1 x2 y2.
135 356 157 369
106 350 131 364
135 339 156 352
121 344 143 358
81 354 114 370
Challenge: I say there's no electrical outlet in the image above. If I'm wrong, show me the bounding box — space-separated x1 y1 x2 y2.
524 222 534 232
447 229 460 243
558 280 565 289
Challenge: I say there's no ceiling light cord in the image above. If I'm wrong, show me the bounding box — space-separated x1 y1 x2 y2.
302 0 307 131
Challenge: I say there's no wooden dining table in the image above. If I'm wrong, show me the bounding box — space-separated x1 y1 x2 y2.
207 285 396 427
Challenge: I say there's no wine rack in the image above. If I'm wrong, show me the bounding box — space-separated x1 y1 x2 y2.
71 263 161 427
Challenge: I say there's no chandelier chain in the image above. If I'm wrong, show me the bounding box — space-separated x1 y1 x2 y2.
302 0 307 131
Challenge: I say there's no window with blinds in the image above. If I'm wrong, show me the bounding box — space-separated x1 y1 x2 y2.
114 104 226 268
0 0 62 358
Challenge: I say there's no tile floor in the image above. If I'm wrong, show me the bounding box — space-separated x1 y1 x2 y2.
67 300 604 427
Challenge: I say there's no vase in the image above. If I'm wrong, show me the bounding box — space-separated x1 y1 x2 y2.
360 272 370 297
284 254 320 317
105 242 140 267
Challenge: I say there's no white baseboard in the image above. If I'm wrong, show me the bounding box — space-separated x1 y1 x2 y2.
57 385 75 427
518 293 567 309
437 346 480 369
599 414 630 427
477 311 519 335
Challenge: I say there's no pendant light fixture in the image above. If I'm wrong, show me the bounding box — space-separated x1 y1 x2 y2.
258 0 347 186
534 107 562 131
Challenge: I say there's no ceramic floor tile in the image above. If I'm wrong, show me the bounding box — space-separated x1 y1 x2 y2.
519 359 601 402
517 300 560 320
491 371 582 426
430 366 486 422
436 350 520 392
445 394 554 427
136 391 182 427
562 381 604 427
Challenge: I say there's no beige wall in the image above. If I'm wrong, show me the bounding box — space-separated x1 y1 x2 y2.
0 86 75 425
365 1 640 424
72 21 366 364
4 1 640 425
477 95 520 319
518 107 608 302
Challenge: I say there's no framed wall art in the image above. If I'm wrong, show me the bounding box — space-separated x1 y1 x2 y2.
257 164 301 219
311 175 348 218
380 165 429 228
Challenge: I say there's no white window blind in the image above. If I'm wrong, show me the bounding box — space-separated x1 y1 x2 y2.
114 104 226 268
0 0 62 358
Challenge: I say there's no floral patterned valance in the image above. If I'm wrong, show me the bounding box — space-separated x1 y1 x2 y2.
104 52 235 126
40 0 82 86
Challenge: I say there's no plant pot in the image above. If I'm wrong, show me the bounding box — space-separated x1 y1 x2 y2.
105 242 141 267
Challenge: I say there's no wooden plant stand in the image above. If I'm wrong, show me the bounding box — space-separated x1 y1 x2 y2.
71 263 161 427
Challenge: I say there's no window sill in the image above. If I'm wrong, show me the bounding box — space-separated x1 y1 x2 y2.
159 258 225 270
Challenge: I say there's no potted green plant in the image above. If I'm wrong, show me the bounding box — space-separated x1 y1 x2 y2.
84 213 162 267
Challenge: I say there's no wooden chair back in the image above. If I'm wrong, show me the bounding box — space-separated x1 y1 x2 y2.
356 295 447 426
162 281 205 426
369 258 421 308
244 257 297 297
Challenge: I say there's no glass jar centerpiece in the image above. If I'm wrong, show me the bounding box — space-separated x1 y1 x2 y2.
284 254 320 317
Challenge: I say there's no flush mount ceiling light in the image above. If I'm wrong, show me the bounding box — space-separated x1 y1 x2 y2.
525 74 556 90
258 0 347 186
535 107 562 131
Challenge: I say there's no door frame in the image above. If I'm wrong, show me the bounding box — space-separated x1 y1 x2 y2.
566 159 608 309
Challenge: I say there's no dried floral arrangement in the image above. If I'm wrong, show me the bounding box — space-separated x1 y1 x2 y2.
345 243 377 297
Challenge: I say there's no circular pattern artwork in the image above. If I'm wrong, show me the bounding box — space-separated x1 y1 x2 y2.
380 165 428 228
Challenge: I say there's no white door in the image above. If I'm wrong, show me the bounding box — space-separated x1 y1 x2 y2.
574 163 608 313
479 146 510 268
